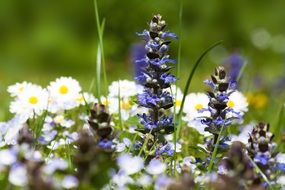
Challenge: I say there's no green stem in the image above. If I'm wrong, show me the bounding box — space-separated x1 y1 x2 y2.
173 0 183 176
138 130 152 157
248 156 273 189
208 125 224 172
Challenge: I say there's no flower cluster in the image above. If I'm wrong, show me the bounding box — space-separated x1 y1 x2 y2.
0 13 285 190
0 126 77 189
88 103 114 149
213 142 261 190
135 14 177 143
247 123 285 181
73 128 115 189
202 66 248 150
102 80 144 121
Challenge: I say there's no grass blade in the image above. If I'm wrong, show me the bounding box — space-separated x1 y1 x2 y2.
94 0 108 94
96 44 101 100
176 41 223 139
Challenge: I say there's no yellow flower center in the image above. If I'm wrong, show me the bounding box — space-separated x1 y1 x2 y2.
195 103 203 110
29 96 38 105
59 85 69 94
227 100 235 108
175 100 182 107
121 101 132 110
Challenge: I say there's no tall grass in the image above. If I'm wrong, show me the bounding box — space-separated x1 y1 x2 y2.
94 0 108 100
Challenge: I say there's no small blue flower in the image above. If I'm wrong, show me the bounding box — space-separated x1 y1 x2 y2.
161 32 178 39
149 55 176 66
156 143 174 156
213 117 225 126
98 139 113 149
216 93 229 101
138 91 160 108
135 73 149 85
275 163 285 172
160 73 176 84
254 154 269 166
226 53 244 81
204 79 216 89
136 30 150 40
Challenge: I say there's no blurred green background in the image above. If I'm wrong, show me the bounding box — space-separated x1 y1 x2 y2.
0 0 285 121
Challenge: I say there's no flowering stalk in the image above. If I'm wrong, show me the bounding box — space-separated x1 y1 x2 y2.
247 123 285 184
135 14 177 155
203 66 240 151
211 142 263 190
88 103 114 149
74 103 115 188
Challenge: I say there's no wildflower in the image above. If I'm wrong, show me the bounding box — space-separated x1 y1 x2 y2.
146 158 166 175
200 66 247 150
74 129 115 189
112 171 134 189
9 84 48 119
117 153 144 175
105 96 138 121
4 115 27 145
225 52 245 81
165 85 184 113
247 122 284 181
7 81 34 97
108 80 143 98
135 15 177 158
183 93 211 135
226 91 248 117
156 143 174 156
0 149 17 166
132 43 147 77
137 174 152 187
246 92 268 109
75 92 96 106
211 142 260 190
47 77 81 113
43 158 68 175
88 103 114 150
9 163 28 186
115 138 132 152
154 175 173 190
61 175 79 189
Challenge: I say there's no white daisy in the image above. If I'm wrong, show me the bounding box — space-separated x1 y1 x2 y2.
182 93 211 135
9 85 48 119
108 80 143 98
166 85 184 113
47 77 82 113
183 93 210 117
227 91 248 115
75 92 96 106
101 96 137 121
7 81 34 97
